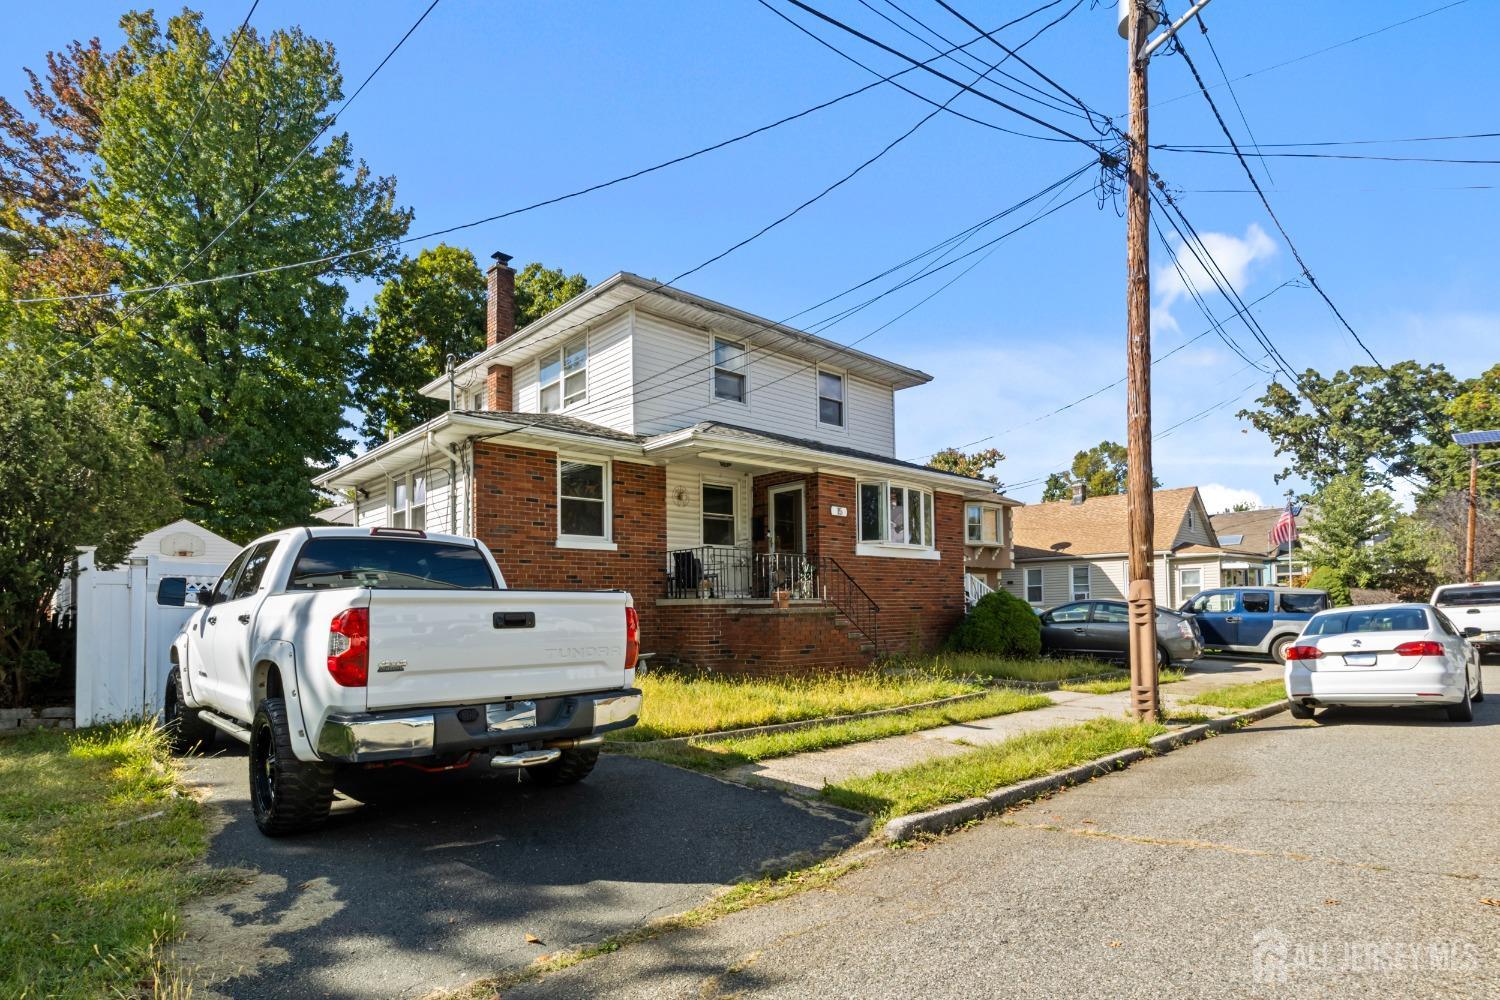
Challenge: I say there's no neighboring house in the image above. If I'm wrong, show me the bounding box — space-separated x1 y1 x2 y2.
1000 485 1222 610
1201 506 1312 585
314 253 1014 673
313 502 356 525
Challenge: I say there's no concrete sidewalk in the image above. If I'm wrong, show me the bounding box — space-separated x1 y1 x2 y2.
726 657 1282 793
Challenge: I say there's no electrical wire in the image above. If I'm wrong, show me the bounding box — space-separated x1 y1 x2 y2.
1194 14 1272 184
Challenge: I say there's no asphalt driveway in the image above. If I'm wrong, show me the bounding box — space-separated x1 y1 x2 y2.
178 749 866 999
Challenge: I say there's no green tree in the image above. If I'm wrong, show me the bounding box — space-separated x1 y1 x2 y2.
2 11 411 539
0 348 177 704
514 261 589 327
1040 441 1159 502
1302 474 1398 589
1238 362 1459 492
927 446 1004 484
1303 566 1350 606
358 245 487 446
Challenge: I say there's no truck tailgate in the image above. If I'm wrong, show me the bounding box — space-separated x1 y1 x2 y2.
364 590 628 710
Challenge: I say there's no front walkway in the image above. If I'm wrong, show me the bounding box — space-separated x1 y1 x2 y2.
727 657 1283 792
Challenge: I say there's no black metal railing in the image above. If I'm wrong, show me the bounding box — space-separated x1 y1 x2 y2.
664 547 881 652
665 546 816 600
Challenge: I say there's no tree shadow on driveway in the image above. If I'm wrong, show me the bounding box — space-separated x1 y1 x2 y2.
178 748 865 1000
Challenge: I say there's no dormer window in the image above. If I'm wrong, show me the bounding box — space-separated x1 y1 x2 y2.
818 370 844 426
713 336 746 403
539 336 588 413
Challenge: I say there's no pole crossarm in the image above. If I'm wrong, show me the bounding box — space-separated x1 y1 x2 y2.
1140 0 1216 61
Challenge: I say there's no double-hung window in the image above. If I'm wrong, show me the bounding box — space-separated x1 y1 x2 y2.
558 459 609 540
390 472 427 530
539 336 588 413
713 337 746 403
817 370 844 426
702 483 736 546
1178 567 1203 600
966 504 983 542
1025 568 1043 604
1071 564 1090 601
857 481 934 548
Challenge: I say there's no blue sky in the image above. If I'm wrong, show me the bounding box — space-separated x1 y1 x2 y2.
6 1 1498 510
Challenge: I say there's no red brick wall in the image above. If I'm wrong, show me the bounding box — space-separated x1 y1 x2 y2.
655 603 869 676
752 471 966 655
471 442 666 637
485 364 513 412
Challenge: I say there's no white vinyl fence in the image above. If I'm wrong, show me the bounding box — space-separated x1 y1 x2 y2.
73 552 222 727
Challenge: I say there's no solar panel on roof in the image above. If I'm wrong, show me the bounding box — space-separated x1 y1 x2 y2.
1454 430 1500 447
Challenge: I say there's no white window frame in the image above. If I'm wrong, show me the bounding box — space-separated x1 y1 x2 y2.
388 471 427 530
966 504 983 542
711 335 747 404
1071 564 1091 601
855 479 938 559
1025 567 1044 604
1178 566 1203 600
556 456 615 550
538 335 589 413
816 367 845 427
700 480 738 547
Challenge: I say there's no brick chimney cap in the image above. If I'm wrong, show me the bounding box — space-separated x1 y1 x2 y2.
490 251 514 268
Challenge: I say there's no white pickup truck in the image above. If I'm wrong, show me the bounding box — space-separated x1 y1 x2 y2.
1432 581 1500 663
166 526 642 836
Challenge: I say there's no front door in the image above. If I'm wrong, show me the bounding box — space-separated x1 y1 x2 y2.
769 485 805 554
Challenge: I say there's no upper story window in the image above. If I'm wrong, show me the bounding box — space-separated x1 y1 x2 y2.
858 481 934 548
702 483 736 546
390 472 426 530
966 505 983 542
539 336 588 413
559 459 609 540
966 504 1004 544
818 370 844 426
713 337 746 403
470 385 488 411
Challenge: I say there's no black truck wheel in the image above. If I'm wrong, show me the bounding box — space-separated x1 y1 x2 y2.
163 668 216 755
250 697 335 835
527 747 600 787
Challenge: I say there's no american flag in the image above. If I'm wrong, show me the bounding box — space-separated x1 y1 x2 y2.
1269 499 1299 548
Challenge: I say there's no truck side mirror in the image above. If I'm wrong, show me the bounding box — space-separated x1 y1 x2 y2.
1463 626 1482 638
197 590 219 608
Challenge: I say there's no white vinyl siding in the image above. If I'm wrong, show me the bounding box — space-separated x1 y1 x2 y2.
1173 497 1216 547
631 311 898 455
512 313 634 432
664 463 752 552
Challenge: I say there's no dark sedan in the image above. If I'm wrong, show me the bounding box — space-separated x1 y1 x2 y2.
1039 600 1203 667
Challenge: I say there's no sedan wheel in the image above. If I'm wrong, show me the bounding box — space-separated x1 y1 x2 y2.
1447 672 1475 722
1475 667 1485 703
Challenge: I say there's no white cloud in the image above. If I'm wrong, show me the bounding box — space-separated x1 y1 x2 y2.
1198 483 1265 513
1153 223 1276 333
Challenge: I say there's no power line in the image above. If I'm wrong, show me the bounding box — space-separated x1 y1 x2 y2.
1157 147 1500 166
1171 30 1385 370
1158 129 1500 149
8 8 1068 309
1194 14 1272 184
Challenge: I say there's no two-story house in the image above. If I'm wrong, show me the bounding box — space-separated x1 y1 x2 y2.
314 253 1015 674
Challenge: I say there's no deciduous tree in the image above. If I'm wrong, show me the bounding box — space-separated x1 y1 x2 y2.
927 446 1004 484
1040 440 1159 501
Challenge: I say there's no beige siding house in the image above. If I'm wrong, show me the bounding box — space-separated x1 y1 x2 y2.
1000 486 1226 611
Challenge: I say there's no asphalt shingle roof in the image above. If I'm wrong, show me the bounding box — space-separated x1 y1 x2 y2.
1010 486 1203 560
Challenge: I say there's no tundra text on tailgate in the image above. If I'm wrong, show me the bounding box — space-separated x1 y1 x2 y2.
165 526 641 836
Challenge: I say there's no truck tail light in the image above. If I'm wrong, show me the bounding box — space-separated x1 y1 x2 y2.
328 607 369 686
1284 645 1324 661
1395 640 1444 657
624 606 640 673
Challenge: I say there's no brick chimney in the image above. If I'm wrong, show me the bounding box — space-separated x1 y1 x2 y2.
484 251 516 411
1070 480 1087 505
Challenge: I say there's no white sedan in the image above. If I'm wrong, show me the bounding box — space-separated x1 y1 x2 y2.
1283 603 1483 722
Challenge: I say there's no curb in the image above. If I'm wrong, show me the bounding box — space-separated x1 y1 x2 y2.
880 699 1290 842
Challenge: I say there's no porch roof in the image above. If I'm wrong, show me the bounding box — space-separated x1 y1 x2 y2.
315 410 1010 500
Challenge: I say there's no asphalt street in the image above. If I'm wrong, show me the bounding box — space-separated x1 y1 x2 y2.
509 664 1500 999
176 750 866 999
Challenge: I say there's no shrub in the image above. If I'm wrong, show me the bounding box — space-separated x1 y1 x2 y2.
949 590 1042 657
1304 566 1350 606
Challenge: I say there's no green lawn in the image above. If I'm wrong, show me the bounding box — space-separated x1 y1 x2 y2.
614 670 985 741
897 653 1118 685
623 688 1052 772
1060 667 1187 695
820 717 1168 822
1184 679 1287 711
0 723 212 998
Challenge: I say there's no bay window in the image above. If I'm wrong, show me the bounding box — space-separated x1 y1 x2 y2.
558 459 608 540
539 336 588 413
857 480 934 548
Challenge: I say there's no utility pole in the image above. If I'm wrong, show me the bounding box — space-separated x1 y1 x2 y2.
1470 447 1479 583
1119 0 1213 722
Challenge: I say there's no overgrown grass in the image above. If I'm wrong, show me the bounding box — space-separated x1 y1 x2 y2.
614 670 985 741
1184 679 1287 711
623 688 1053 772
1060 667 1187 695
0 723 210 998
895 653 1117 684
821 717 1169 821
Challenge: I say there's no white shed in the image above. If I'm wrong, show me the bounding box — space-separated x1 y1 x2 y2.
66 519 240 727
